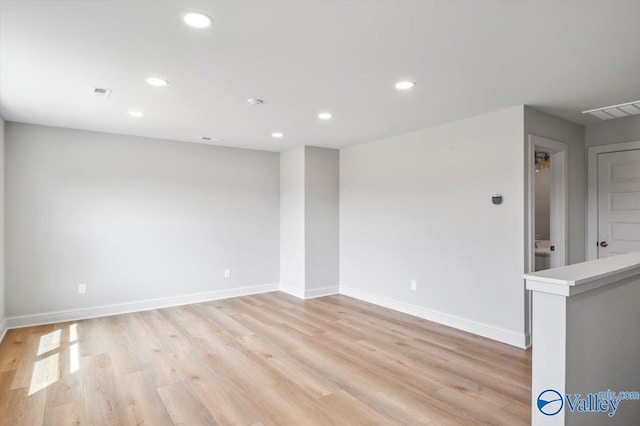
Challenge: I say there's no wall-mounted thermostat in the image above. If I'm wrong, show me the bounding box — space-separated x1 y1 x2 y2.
492 194 503 205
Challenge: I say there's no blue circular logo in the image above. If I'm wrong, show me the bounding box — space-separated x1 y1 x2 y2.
537 389 563 416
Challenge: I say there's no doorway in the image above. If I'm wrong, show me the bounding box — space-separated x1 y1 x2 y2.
527 135 568 272
534 151 552 271
525 135 568 345
587 141 640 260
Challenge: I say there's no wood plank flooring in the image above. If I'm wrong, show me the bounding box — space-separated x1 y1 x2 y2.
0 293 531 425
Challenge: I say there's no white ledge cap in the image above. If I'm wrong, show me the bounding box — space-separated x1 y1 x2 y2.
524 251 640 296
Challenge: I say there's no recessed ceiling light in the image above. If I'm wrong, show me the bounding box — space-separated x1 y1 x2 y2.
128 111 144 118
184 12 212 29
272 132 284 138
318 112 333 120
395 81 416 90
146 77 169 87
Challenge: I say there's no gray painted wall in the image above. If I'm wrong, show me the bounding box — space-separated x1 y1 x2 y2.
305 146 339 291
5 123 280 317
279 146 306 294
524 106 586 265
585 115 640 147
340 106 526 340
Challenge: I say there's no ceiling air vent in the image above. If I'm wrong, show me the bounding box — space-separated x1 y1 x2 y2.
582 100 640 120
90 86 112 98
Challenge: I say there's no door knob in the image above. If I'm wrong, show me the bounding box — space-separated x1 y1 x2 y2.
599 241 608 247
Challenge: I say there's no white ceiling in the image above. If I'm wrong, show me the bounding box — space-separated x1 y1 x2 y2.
1 1 639 152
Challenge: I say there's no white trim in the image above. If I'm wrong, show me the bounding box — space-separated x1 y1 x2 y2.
5 283 279 329
305 285 339 299
340 285 529 349
549 149 568 268
587 140 640 260
0 319 7 344
278 283 305 299
278 283 338 299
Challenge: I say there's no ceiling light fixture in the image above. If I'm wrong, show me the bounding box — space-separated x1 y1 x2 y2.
535 151 550 172
146 77 169 87
318 112 333 120
271 132 283 138
128 111 144 118
247 98 264 106
395 81 416 90
184 12 213 29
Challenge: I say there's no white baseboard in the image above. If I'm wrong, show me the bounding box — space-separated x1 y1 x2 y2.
3 283 528 349
305 285 339 299
278 283 339 300
278 283 305 299
5 283 279 329
339 285 528 349
0 318 7 344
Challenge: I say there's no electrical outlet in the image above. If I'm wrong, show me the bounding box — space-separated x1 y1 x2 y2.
410 280 417 291
224 269 231 278
78 284 87 294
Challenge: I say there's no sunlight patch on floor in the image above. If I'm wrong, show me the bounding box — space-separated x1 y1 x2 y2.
29 352 59 395
36 329 61 356
70 343 80 373
69 323 78 343
29 324 82 395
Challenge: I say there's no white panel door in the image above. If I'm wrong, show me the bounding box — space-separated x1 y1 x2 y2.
597 149 640 258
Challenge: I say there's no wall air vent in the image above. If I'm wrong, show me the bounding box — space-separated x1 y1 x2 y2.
90 86 112 98
582 100 640 120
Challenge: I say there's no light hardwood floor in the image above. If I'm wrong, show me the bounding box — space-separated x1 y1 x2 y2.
0 293 531 425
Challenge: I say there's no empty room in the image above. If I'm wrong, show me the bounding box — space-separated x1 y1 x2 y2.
0 1 639 425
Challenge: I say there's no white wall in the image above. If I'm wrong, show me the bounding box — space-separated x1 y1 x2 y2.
5 123 280 318
279 146 306 297
524 107 586 265
340 106 527 346
305 146 339 293
0 116 5 338
526 253 640 426
565 274 640 426
585 115 640 147
280 146 339 298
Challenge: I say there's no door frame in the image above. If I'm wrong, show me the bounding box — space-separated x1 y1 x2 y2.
586 140 640 260
527 135 568 273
